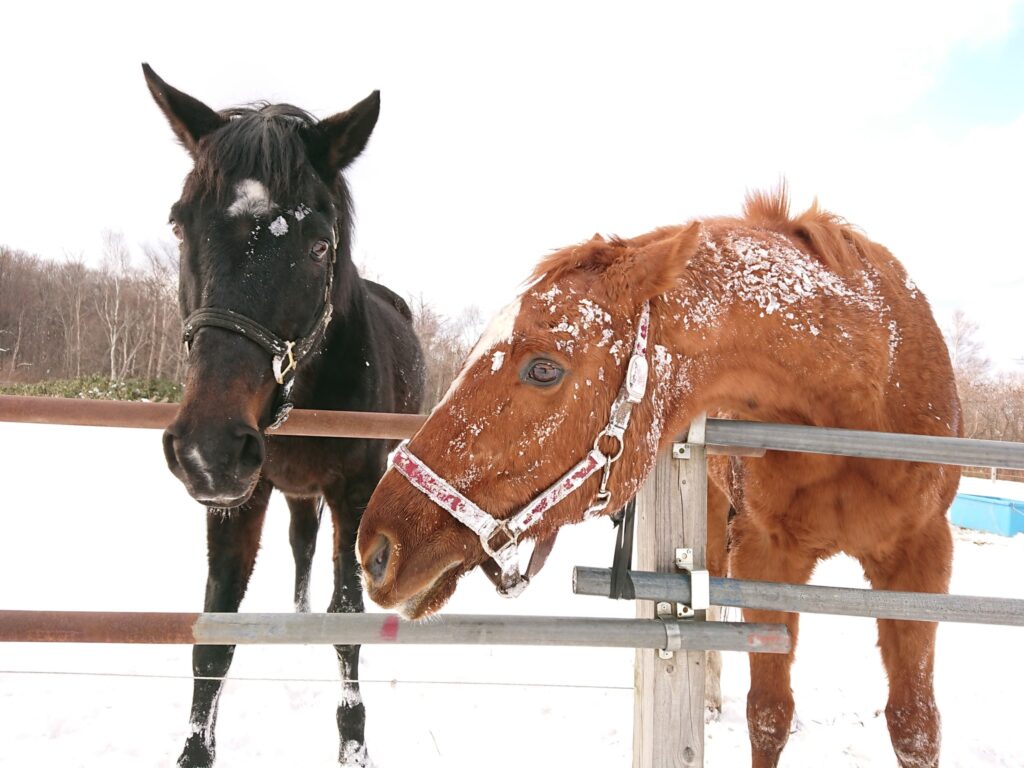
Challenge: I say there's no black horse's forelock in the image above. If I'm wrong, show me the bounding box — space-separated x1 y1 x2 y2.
188 103 339 206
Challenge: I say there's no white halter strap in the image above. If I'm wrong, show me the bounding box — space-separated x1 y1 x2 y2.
391 301 652 597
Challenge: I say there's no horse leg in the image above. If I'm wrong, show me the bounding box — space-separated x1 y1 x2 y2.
286 495 323 612
860 516 952 768
325 481 374 767
177 480 271 768
729 518 817 768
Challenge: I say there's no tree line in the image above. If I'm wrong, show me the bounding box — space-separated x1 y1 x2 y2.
0 239 483 412
0 235 183 388
3 241 1023 439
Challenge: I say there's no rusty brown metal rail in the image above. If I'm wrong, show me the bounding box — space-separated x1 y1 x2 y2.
0 395 426 440
0 395 762 455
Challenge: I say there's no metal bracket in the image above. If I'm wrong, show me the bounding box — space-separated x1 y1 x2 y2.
657 602 681 659
675 547 693 570
672 443 690 460
673 547 710 614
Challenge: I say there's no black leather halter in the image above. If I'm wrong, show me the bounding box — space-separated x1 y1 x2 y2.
181 245 336 428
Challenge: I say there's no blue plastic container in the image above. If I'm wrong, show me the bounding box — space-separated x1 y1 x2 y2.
950 493 1024 536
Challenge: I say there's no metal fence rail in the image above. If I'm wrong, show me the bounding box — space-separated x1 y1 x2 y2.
704 417 1024 469
574 567 1024 626
4 395 1024 468
0 610 790 652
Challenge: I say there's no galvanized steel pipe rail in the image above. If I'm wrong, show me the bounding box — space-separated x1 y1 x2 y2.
0 610 791 653
573 567 1024 627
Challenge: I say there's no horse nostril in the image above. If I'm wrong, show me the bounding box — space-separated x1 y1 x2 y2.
236 427 264 474
162 430 181 473
365 534 392 585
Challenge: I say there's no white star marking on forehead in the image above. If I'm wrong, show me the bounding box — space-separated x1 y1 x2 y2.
227 179 274 218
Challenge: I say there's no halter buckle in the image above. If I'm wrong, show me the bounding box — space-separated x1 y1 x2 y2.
272 340 297 385
481 521 519 561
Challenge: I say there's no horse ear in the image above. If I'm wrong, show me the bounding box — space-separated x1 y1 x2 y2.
310 91 381 177
604 223 701 304
142 63 225 157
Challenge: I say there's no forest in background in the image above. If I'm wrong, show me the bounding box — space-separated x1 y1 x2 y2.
1 241 1022 447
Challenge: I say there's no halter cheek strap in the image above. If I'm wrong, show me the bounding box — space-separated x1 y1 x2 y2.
391 301 652 597
180 240 337 428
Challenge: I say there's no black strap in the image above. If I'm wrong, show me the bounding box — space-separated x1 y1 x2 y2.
608 499 636 599
183 307 290 357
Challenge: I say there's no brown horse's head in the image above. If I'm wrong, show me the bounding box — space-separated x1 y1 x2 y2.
143 64 379 507
358 224 701 617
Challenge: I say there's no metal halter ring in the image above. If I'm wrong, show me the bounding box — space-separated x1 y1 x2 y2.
593 428 625 464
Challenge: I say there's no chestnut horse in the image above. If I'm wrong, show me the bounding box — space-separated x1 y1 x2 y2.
144 65 424 767
357 190 961 767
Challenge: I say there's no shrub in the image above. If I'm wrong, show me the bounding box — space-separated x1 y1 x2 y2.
0 375 183 403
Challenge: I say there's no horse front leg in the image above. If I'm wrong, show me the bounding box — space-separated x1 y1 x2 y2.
860 516 952 768
729 515 818 768
325 481 374 768
286 494 323 612
177 480 271 768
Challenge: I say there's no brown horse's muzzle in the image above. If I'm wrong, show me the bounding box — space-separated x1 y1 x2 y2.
358 470 476 619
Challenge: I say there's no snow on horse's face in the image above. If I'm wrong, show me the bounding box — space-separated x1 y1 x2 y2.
358 227 696 619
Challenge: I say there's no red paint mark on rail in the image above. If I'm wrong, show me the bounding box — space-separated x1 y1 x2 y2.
380 615 400 641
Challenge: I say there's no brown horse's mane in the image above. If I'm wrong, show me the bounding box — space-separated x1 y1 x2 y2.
530 186 901 288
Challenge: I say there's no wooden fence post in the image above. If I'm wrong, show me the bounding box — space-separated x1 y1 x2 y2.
634 415 708 767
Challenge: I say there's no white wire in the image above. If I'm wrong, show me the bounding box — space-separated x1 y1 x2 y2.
0 668 631 691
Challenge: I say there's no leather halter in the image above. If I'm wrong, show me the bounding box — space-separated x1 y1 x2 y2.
391 301 651 597
181 238 337 429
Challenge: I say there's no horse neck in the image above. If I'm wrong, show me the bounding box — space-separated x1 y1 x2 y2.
643 249 885 440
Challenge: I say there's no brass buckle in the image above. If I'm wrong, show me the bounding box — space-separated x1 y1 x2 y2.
272 340 297 385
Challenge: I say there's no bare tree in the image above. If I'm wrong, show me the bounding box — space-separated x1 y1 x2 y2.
54 255 89 377
411 296 483 411
944 309 990 382
142 240 182 381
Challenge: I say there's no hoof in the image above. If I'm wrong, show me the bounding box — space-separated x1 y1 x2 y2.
339 739 373 767
177 732 214 768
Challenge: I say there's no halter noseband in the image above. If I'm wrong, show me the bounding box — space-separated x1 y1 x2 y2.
181 242 337 428
392 301 651 597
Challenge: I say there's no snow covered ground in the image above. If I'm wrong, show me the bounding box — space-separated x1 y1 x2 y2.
0 421 1022 767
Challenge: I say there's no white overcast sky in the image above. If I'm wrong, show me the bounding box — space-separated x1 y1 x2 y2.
2 1 1023 368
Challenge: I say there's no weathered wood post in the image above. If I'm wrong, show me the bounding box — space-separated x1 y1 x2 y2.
634 414 708 767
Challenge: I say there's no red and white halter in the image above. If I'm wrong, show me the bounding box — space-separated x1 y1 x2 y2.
391 301 651 597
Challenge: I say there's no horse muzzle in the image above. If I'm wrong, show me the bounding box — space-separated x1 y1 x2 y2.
163 421 265 507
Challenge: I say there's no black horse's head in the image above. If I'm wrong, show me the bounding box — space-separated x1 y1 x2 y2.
144 64 379 507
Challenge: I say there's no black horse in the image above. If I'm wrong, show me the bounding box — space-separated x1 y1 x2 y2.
144 64 424 767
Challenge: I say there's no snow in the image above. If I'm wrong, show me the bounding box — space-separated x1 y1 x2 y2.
0 421 1021 767
490 350 504 373
269 216 289 237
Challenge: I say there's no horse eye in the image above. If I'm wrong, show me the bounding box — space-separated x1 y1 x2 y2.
310 239 331 262
524 359 564 386
171 222 184 243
